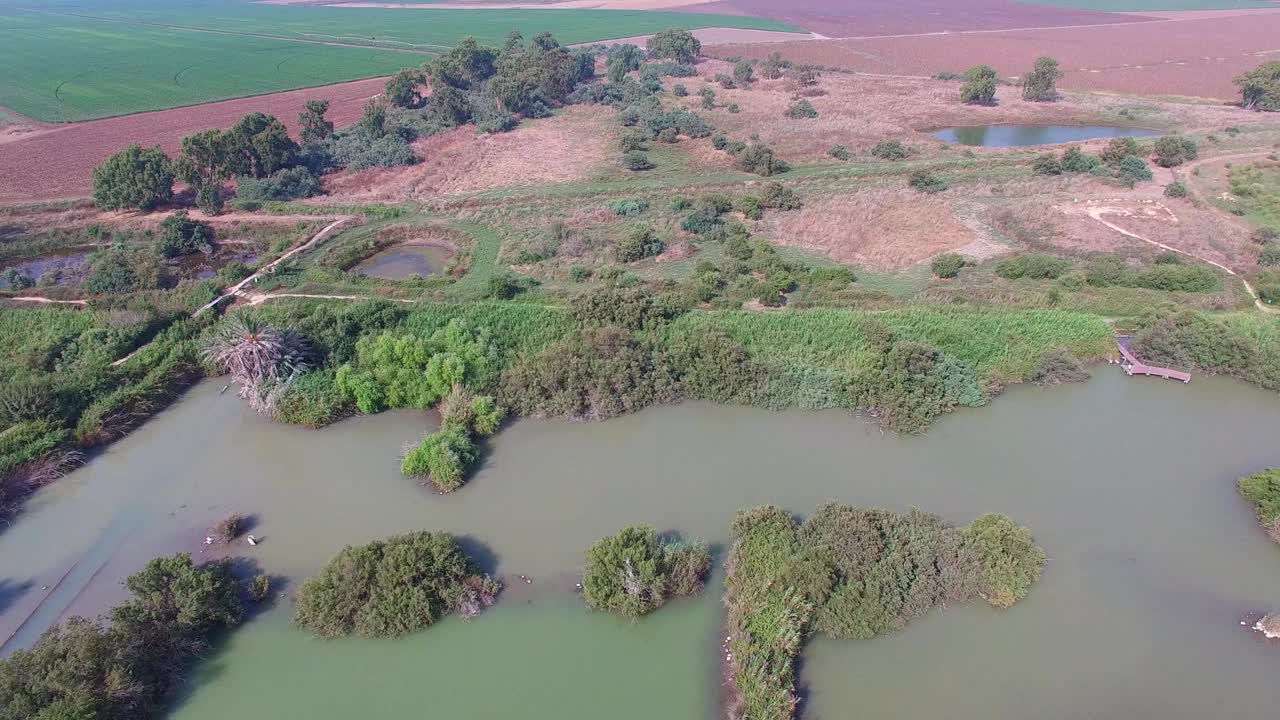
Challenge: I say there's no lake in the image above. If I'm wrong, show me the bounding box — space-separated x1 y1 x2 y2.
354 245 452 280
931 125 1161 147
1 370 1279 719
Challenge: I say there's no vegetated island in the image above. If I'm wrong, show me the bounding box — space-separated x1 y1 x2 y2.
581 525 711 617
723 504 1045 720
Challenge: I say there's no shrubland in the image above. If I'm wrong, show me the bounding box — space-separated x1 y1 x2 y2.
723 504 1044 720
1237 468 1280 543
294 531 499 638
0 553 249 720
582 525 710 617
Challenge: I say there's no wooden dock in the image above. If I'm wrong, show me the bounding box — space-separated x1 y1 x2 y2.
1115 335 1191 383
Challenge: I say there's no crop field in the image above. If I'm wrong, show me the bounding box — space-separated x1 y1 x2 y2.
713 10 1280 99
0 0 801 122
1016 0 1277 10
683 0 1148 36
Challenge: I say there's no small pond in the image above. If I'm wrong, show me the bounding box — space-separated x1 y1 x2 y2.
354 245 452 280
931 124 1161 147
0 251 91 287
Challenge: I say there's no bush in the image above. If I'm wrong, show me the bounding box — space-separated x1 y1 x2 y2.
1238 469 1280 533
1025 348 1090 385
334 319 497 414
960 65 998 105
931 253 966 278
962 513 1047 608
608 197 650 216
1152 135 1198 167
236 166 322 202
331 131 416 170
156 211 214 258
672 84 688 97
1259 243 1280 266
1116 155 1153 185
616 223 666 262
908 170 947 193
92 144 174 211
1033 153 1063 176
622 150 654 171
1165 179 1188 197
760 182 802 210
829 144 849 160
871 140 909 160
294 531 499 637
582 526 710 617
401 419 477 492
995 253 1071 280
734 144 789 176
1100 137 1140 166
785 99 818 119
1060 145 1100 173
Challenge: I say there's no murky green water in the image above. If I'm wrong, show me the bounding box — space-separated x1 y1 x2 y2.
2 370 1279 718
932 125 1160 147
354 245 452 280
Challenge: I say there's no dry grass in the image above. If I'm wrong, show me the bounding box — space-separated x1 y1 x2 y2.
323 106 616 201
760 187 976 270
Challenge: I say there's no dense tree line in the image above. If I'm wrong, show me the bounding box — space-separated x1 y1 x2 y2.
0 554 247 720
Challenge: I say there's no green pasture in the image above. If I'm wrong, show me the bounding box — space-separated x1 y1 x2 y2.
0 0 802 122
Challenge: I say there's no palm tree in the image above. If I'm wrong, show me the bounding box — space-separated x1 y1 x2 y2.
202 314 309 384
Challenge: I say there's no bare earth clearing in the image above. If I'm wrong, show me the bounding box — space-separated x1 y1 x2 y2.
0 78 386 203
710 10 1280 100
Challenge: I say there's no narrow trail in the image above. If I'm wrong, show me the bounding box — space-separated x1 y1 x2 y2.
242 291 417 305
1070 193 1280 315
7 296 88 306
194 216 353 316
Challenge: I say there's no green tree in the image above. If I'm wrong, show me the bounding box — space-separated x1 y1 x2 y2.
359 98 389 138
582 526 709 617
761 51 790 80
177 128 237 213
1151 135 1198 167
294 531 498 638
401 419 477 491
646 28 701 63
616 223 665 262
155 211 213 258
1234 60 1280 111
1021 56 1061 101
962 513 1046 608
299 99 334 144
959 65 997 105
734 59 755 87
427 36 499 90
91 144 174 211
931 253 966 278
228 112 298 178
385 67 428 108
785 99 818 119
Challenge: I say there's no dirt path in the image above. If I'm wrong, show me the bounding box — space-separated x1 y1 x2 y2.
1067 194 1280 315
242 291 417 305
7 296 88 306
195 216 354 315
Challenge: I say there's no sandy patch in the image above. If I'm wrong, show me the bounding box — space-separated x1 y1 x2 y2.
761 187 976 270
322 105 615 201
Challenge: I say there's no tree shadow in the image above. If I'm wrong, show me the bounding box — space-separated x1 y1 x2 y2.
0 578 33 614
222 555 289 621
454 534 501 577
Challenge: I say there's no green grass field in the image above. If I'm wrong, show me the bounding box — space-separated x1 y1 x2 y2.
1016 0 1276 10
0 0 802 122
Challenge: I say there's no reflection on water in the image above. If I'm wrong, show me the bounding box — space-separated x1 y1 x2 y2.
2 371 1279 719
932 125 1161 147
354 245 452 280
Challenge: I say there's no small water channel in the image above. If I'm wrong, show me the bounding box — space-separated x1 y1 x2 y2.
1 372 1279 718
354 245 452 280
931 124 1161 147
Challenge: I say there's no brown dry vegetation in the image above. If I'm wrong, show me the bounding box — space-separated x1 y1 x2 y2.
761 187 976 269
322 105 615 201
671 60 1267 164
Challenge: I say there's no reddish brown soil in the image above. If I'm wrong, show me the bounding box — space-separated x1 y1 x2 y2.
0 78 386 204
680 0 1148 37
709 11 1280 99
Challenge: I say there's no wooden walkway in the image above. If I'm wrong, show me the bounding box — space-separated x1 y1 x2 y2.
1115 335 1191 383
